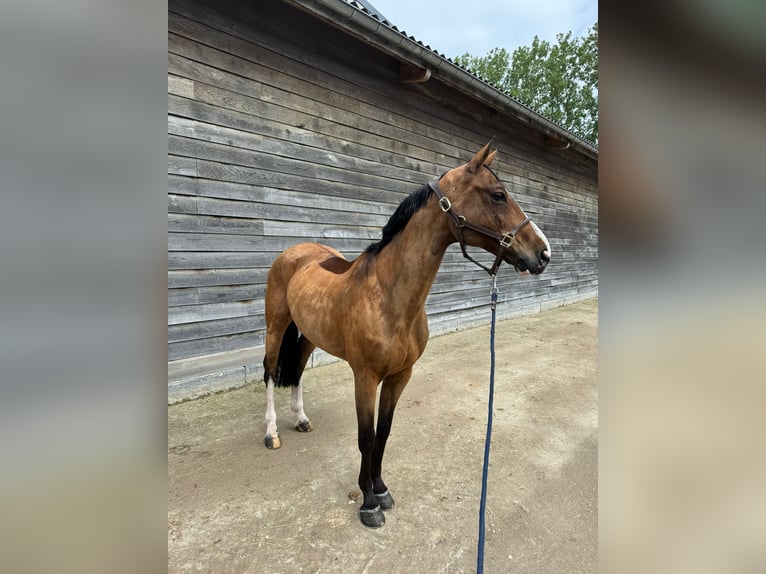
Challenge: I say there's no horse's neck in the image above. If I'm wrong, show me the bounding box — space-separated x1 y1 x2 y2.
369 205 453 317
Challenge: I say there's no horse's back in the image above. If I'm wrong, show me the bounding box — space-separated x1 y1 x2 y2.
268 242 347 283
266 242 355 314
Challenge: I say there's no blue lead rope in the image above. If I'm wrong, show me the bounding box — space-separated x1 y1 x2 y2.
477 275 498 574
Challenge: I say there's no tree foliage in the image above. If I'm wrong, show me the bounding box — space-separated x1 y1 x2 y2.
455 23 598 144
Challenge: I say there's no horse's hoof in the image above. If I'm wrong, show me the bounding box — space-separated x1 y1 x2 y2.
264 434 281 449
375 489 395 510
294 419 313 432
359 505 385 528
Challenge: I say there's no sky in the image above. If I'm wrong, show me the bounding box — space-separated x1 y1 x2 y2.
368 0 597 60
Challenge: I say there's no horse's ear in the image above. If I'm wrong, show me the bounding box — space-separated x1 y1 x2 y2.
485 149 498 167
468 140 495 173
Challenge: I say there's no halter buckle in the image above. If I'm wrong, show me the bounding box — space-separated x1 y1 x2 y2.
438 197 452 212
499 233 514 248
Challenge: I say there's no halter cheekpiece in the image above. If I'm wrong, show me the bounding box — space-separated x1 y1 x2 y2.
427 169 531 276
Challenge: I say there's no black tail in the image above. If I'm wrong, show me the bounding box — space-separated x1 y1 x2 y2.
265 321 303 388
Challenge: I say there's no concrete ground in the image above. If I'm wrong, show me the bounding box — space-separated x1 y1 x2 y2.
168 298 597 573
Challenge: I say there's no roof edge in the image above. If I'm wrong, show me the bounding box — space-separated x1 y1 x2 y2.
283 0 598 160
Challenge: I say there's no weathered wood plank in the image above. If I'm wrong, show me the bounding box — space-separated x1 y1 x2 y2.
169 269 268 288
169 154 196 176
166 59 451 171
169 331 264 362
192 196 387 228
168 231 370 254
168 284 265 307
168 74 195 98
166 67 446 170
168 213 265 235
261 220 380 241
168 194 197 214
169 299 265 325
168 114 428 185
190 160 405 205
167 30 462 162
168 174 400 214
168 315 263 343
168 251 278 270
167 94 434 176
166 133 415 200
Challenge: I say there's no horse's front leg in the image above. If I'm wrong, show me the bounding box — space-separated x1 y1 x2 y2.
354 369 385 528
371 367 412 511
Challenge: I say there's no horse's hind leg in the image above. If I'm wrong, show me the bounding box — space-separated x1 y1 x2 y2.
291 336 316 432
263 374 281 450
263 280 293 449
263 339 287 449
263 323 315 446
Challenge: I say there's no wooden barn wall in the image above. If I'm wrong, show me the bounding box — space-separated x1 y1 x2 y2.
167 0 598 398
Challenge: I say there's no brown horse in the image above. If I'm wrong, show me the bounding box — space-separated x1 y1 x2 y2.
262 142 551 527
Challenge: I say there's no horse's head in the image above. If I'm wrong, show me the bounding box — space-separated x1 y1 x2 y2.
438 142 551 275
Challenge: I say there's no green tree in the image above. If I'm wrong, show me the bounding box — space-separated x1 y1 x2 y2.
455 23 598 144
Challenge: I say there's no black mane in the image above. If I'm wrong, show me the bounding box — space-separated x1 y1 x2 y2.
364 183 432 255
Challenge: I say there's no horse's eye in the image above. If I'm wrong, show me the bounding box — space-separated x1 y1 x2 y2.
491 191 507 203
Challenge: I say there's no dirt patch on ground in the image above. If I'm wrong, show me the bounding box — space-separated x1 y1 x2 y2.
169 298 597 573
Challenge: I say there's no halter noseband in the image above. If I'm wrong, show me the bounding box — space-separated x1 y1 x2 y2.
427 168 531 276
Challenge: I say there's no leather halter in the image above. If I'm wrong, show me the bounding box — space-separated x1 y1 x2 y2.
427 170 531 276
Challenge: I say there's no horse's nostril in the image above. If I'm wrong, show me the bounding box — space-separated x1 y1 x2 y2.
540 249 551 264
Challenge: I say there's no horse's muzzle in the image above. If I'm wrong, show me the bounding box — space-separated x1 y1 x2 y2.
513 248 550 275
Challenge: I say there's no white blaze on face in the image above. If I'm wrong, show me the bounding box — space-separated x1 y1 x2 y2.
529 220 551 259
